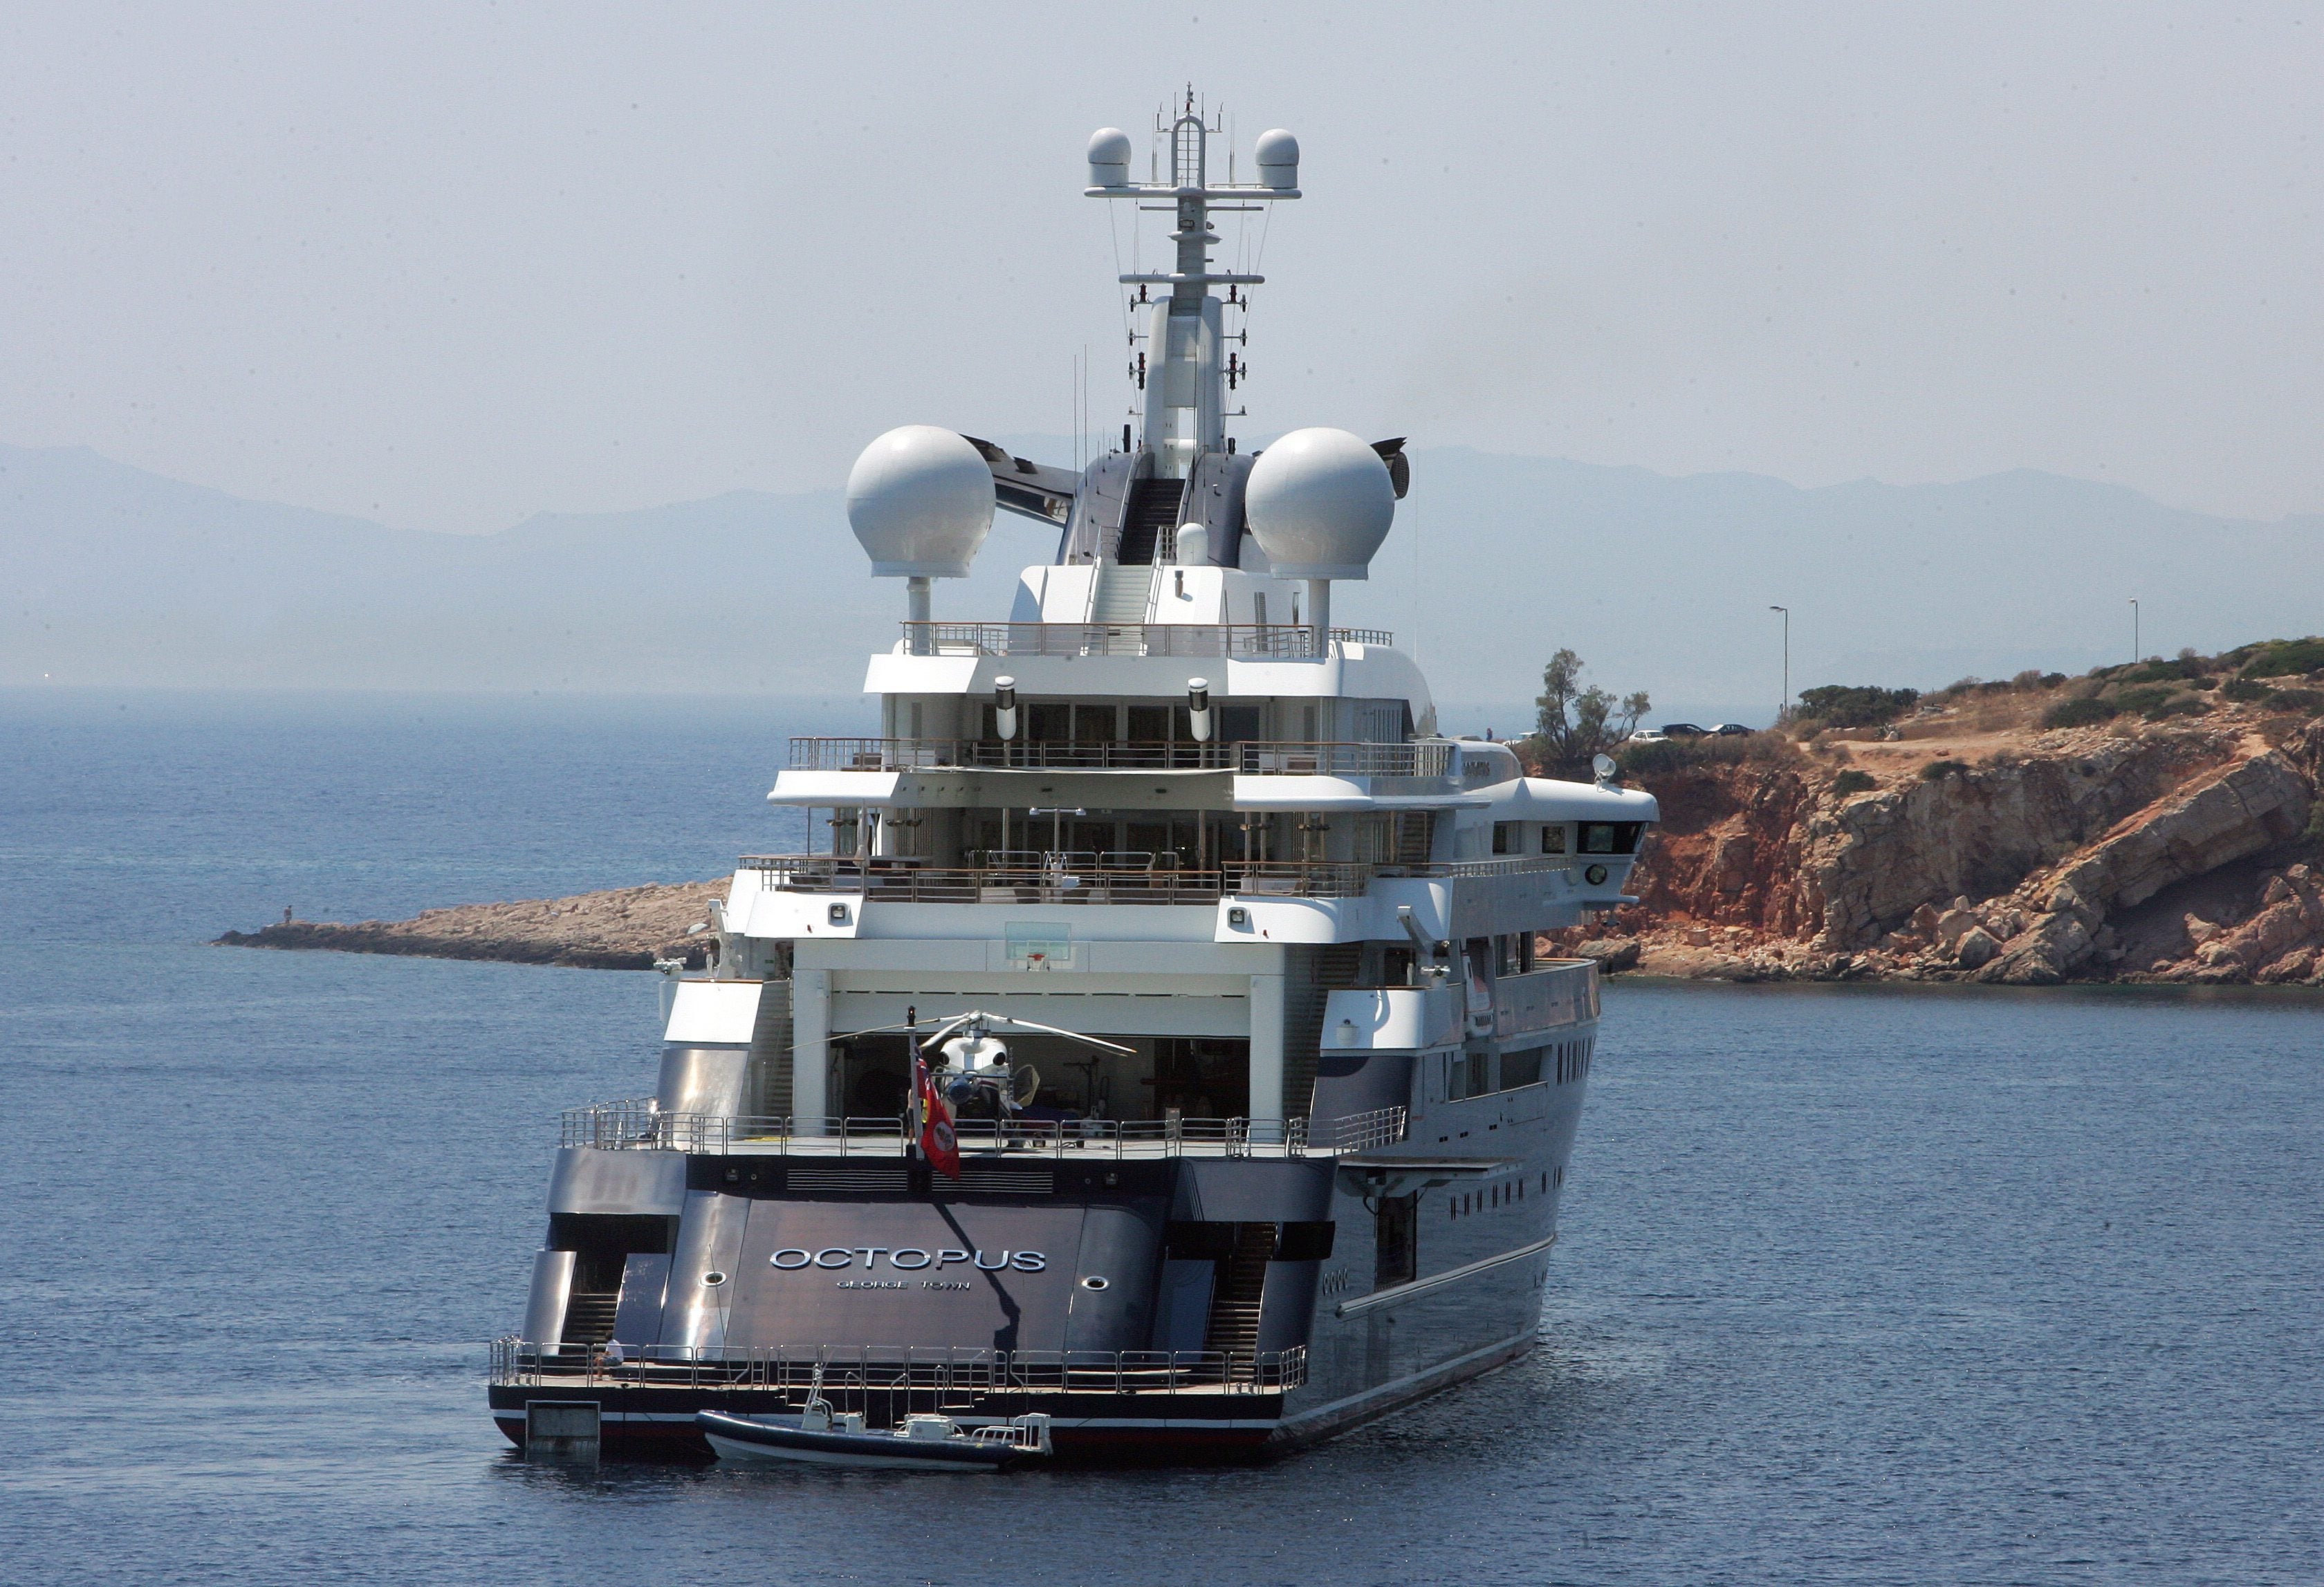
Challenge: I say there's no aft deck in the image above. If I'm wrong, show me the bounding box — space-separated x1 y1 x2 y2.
558 1104 1410 1159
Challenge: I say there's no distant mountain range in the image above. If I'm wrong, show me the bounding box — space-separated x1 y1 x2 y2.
6 439 2316 728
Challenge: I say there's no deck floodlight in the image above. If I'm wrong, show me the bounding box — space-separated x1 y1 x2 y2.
995 675 1019 741
1592 753 1618 785
1188 678 1212 743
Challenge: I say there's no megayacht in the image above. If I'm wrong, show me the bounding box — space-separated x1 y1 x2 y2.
490 96 1660 1462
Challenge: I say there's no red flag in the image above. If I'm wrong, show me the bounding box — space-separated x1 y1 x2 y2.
914 1055 961 1180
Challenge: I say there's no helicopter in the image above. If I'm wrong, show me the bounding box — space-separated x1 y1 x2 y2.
840 1010 1134 1124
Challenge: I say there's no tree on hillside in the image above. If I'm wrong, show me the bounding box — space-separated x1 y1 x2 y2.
1532 649 1650 765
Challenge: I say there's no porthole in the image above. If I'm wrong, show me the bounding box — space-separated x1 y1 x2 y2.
703 1272 728 1286
1079 1275 1110 1291
1585 864 1610 886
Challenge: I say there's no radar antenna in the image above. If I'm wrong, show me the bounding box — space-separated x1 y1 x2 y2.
1086 97 1300 479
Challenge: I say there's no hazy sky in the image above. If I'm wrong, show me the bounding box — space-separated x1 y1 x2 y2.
5 3 2321 535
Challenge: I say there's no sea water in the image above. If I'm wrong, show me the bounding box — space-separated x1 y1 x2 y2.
1 692 2318 1586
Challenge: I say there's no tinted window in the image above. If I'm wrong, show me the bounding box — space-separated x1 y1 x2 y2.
1540 824 1567 855
1219 705 1263 743
1578 822 1645 854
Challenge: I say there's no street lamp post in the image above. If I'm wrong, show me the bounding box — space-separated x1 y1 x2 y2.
2130 598 2139 666
1769 606 1789 725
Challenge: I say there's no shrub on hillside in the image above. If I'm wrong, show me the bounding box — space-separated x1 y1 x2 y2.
2113 684 2176 716
2222 677 2274 703
1831 769 1876 797
2117 658 2209 686
1616 739 1690 776
1921 759 1970 781
1615 732 1800 779
2043 696 2119 728
1793 685 1921 728
2267 687 2324 714
2146 695 2211 721
2239 638 2324 678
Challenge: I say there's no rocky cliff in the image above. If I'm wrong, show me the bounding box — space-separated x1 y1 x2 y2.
1554 662 2324 987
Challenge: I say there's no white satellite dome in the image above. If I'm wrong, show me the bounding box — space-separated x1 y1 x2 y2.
845 426 995 578
1087 127 1132 188
1244 428 1394 579
1255 129 1300 189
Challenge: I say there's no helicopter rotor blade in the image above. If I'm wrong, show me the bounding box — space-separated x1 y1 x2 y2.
973 1014 1134 1054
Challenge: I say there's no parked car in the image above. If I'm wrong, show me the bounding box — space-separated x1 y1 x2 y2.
1625 728 1670 743
1659 723 1707 739
1708 723 1754 736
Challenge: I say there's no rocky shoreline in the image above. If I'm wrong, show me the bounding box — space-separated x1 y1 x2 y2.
215 880 728 972
1555 686 2324 988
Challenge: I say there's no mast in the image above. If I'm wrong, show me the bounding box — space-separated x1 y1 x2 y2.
1087 93 1300 480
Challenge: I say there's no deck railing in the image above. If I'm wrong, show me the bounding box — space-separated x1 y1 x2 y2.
786 737 1454 777
560 1103 1409 1160
737 851 1575 902
900 621 1392 658
735 855 1378 902
490 1338 1307 1395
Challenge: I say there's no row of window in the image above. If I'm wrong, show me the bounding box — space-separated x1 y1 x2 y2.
1444 1037 1596 1101
968 699 1415 745
1557 1040 1594 1086
1450 1172 1549 1219
1491 820 1648 857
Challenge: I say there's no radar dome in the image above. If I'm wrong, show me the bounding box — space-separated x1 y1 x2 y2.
1255 129 1300 189
1087 127 1132 188
1244 427 1394 579
845 426 995 578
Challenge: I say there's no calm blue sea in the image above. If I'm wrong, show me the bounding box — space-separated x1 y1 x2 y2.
1 690 2319 1586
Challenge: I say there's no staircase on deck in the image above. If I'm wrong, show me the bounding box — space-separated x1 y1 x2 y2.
1201 1221 1278 1374
559 1292 619 1346
1116 476 1183 566
1089 562 1153 627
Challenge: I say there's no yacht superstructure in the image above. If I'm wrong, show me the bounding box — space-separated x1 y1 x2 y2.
489 98 1659 1460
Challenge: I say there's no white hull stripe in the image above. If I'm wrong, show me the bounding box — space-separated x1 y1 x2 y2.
1336 1232 1558 1317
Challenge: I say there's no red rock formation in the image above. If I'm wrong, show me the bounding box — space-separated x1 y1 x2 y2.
1558 712 2324 987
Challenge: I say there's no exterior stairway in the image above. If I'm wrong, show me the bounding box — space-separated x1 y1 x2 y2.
559 1291 619 1346
1116 476 1182 565
1202 1221 1278 1377
1089 561 1152 627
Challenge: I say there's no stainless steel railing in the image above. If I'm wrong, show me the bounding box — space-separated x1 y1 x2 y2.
490 1337 1307 1395
786 737 1452 777
736 851 1574 902
559 1104 1409 1159
898 621 1393 658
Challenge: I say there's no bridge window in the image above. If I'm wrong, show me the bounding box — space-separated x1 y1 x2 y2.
1578 822 1644 855
1541 824 1567 855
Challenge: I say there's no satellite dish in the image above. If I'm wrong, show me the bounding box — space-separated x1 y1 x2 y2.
845 426 995 578
1087 127 1132 188
1244 428 1396 579
1255 128 1300 190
